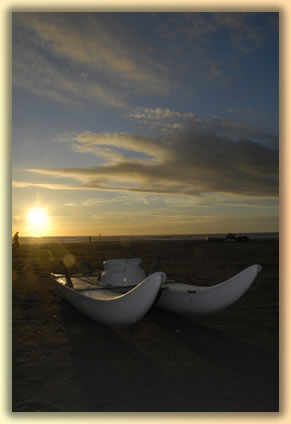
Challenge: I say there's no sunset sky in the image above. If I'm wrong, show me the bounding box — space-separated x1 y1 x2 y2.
12 12 279 237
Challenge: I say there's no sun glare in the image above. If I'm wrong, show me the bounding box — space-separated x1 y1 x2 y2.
26 207 49 235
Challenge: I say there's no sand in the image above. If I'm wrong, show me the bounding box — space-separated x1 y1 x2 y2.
12 239 279 412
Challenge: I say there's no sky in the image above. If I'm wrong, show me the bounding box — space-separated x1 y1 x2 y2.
12 12 279 237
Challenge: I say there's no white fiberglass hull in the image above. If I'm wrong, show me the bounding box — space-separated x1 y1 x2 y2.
157 264 262 315
51 272 166 326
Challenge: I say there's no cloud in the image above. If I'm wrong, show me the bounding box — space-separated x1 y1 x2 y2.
63 194 156 207
208 116 278 149
213 13 266 53
151 13 276 86
12 180 84 190
127 106 278 149
67 131 169 163
13 40 129 109
13 47 82 108
128 107 201 134
154 12 274 53
13 12 170 106
13 12 278 110
155 12 216 42
147 13 277 93
84 209 279 235
23 130 278 200
129 107 195 121
128 192 276 209
128 107 198 127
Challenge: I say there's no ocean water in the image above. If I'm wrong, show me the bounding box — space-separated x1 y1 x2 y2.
18 232 279 245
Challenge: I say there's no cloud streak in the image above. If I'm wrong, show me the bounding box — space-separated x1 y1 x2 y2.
13 39 129 109
213 13 265 53
127 106 278 149
23 130 278 200
158 12 268 53
13 13 170 108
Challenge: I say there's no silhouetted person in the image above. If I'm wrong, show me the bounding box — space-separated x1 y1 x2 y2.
13 232 20 248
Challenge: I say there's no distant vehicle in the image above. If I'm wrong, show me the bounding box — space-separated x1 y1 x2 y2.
205 233 250 243
224 233 250 242
204 236 224 242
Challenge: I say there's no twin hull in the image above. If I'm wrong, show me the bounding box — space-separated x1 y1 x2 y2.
52 264 262 325
52 272 166 326
157 264 262 315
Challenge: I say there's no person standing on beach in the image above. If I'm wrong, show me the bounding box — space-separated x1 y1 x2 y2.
13 232 20 248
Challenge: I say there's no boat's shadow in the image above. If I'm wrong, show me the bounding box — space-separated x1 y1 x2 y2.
60 299 278 412
147 306 279 409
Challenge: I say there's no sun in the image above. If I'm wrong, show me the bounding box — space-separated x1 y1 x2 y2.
26 207 49 235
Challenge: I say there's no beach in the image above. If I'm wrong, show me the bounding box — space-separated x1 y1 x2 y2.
12 238 279 412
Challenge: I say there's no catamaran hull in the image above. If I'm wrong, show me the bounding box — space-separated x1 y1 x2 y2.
157 264 262 315
51 272 166 326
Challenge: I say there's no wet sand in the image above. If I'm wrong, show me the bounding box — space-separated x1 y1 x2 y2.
12 239 279 412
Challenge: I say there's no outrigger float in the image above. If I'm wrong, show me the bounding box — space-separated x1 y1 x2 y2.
50 270 166 326
156 264 261 315
51 257 261 325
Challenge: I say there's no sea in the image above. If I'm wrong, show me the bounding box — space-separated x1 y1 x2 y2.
19 232 279 245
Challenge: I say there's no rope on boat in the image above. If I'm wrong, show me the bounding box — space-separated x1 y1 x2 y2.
62 264 73 288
